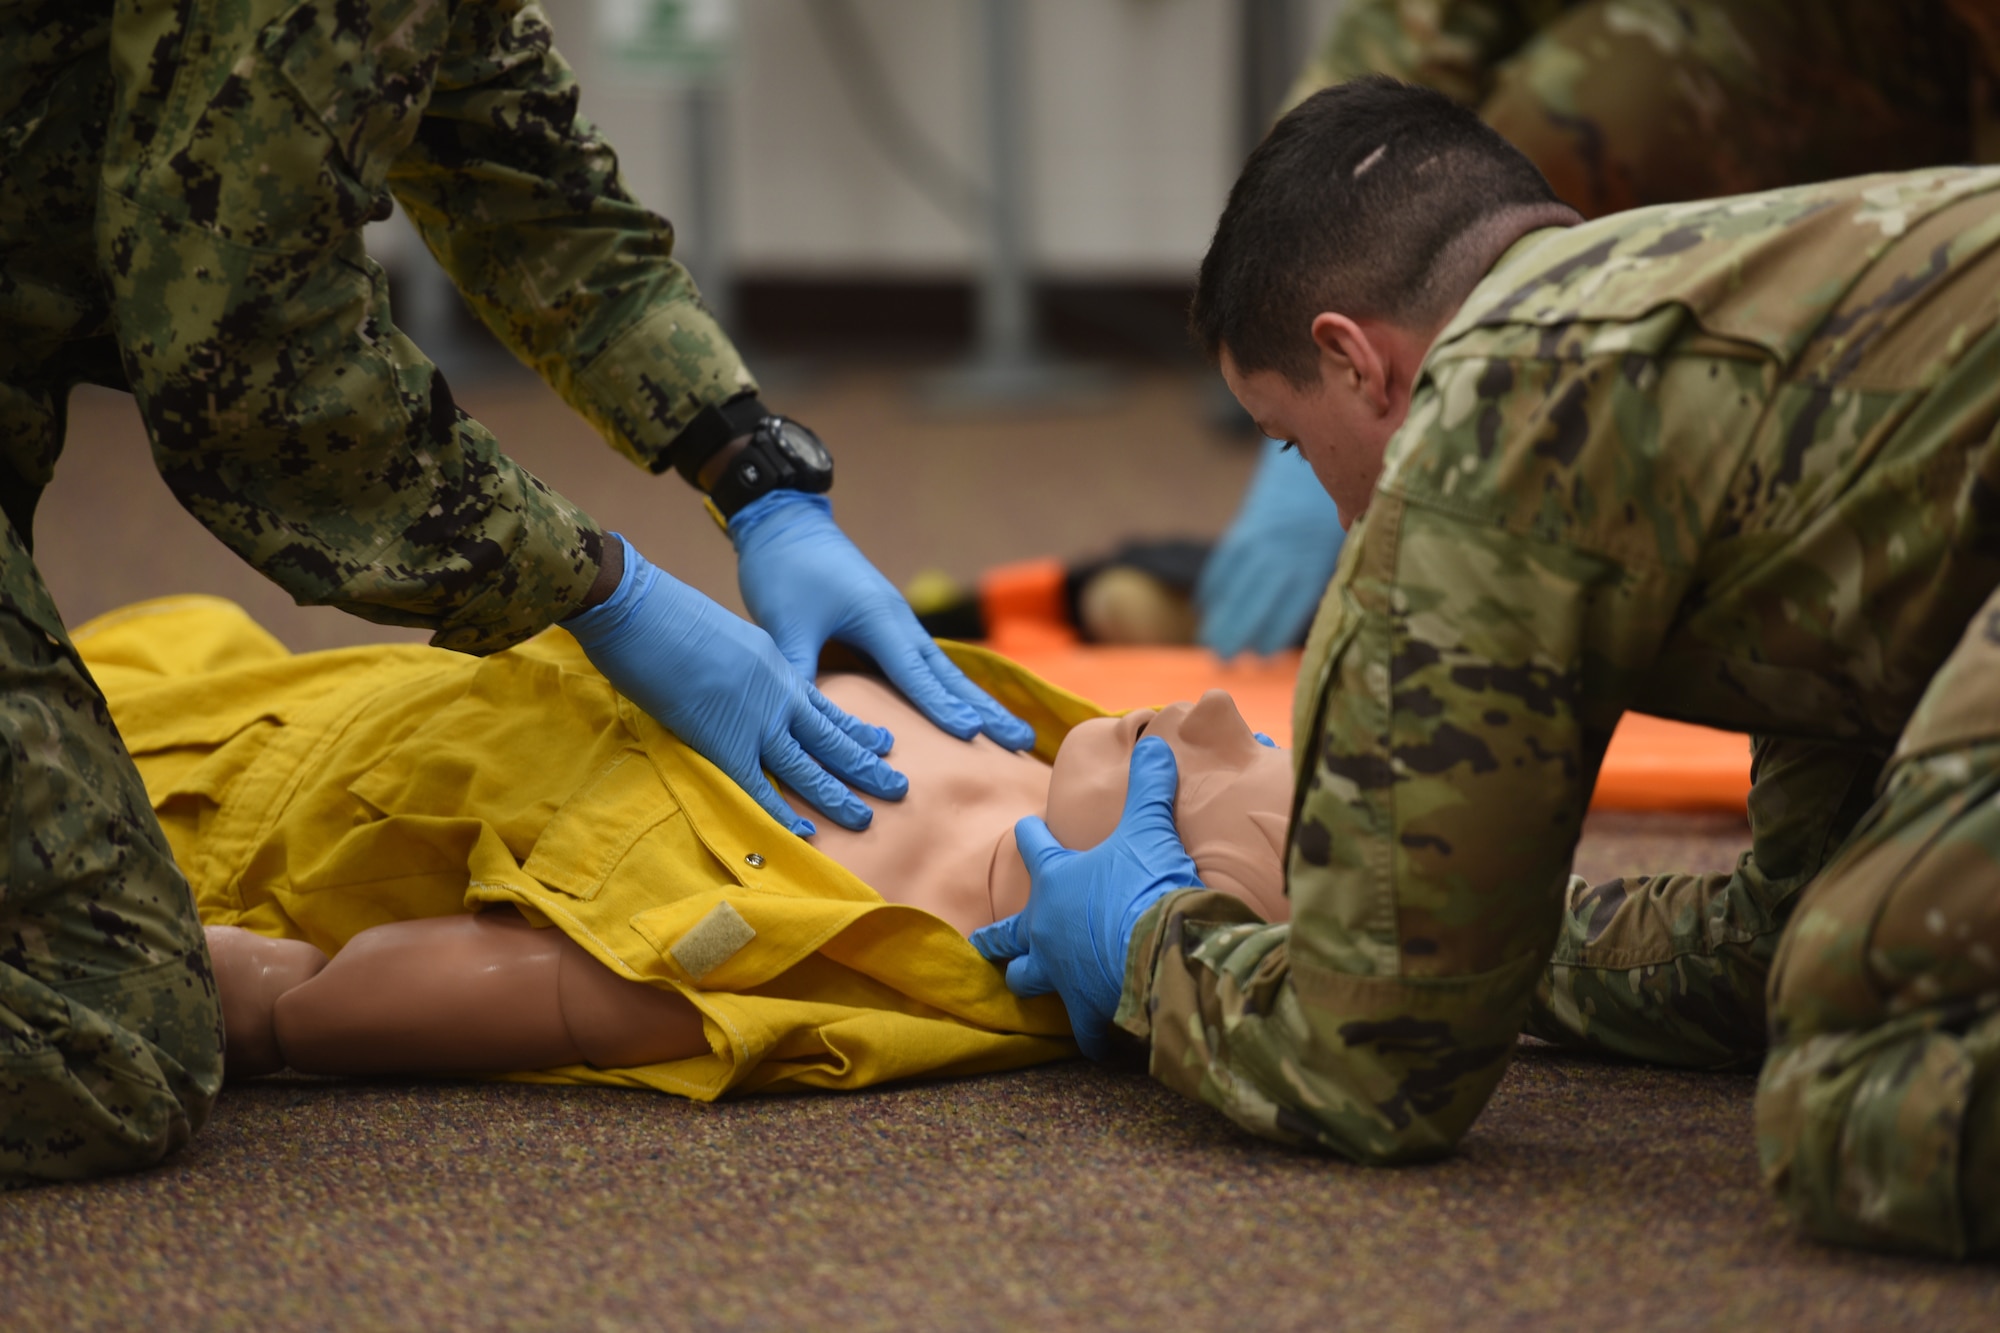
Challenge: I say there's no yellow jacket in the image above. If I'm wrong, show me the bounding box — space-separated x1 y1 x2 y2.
75 597 1108 1099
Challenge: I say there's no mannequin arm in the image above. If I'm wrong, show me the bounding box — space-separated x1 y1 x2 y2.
212 911 709 1076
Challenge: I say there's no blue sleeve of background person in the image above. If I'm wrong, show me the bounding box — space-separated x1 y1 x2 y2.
1196 438 1347 658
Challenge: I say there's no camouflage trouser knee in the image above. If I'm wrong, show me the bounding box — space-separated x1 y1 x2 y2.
1757 591 2000 1259
0 516 222 1187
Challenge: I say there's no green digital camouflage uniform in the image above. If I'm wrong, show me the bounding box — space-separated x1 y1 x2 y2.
0 529 224 1186
1118 167 2000 1257
0 0 753 1182
1283 0 1997 218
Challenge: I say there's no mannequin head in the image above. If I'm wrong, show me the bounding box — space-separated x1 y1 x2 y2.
1039 691 1293 922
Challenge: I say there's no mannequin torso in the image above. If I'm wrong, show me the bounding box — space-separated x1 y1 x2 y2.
796 674 1053 935
804 675 1294 933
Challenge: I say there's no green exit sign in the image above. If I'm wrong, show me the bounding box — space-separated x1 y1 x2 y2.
596 0 737 86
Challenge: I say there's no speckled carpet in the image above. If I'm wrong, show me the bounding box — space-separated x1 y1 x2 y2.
6 813 1998 1329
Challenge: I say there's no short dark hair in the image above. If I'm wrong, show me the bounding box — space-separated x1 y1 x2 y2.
1191 77 1561 385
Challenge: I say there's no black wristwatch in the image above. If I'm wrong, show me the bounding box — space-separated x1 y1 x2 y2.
667 394 835 520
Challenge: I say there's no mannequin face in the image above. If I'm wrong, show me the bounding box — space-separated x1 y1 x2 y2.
1040 691 1293 923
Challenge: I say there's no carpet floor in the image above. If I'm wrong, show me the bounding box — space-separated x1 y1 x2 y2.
6 813 1998 1330
5 1048 1995 1329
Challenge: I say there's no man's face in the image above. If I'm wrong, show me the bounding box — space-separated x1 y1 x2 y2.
1220 346 1404 526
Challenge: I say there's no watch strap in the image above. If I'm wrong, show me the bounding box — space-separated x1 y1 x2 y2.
709 420 834 520
667 392 767 483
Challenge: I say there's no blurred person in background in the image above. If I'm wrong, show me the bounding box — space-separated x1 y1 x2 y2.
1198 0 2000 660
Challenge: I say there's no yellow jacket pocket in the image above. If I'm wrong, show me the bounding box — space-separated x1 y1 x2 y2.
523 751 680 901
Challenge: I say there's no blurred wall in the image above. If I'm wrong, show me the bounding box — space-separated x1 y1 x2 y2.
369 0 1343 284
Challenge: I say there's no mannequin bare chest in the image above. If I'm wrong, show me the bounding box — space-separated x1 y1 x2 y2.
794 674 1053 936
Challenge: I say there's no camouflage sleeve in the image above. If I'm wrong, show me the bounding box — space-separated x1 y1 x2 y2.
1116 487 1624 1162
1526 734 1888 1068
390 1 757 472
1114 328 1752 1162
1279 0 1558 113
99 0 604 654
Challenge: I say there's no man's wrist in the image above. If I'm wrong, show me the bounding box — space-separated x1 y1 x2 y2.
572 532 626 616
1113 889 1195 1043
694 436 754 492
669 393 767 488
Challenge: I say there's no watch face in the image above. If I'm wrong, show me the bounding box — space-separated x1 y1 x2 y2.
773 419 833 475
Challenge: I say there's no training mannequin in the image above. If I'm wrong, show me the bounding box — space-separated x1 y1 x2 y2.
200 667 1293 1080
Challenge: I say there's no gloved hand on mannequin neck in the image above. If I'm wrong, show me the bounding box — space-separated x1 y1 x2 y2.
566 533 908 836
1196 437 1346 659
968 736 1203 1058
731 491 1036 752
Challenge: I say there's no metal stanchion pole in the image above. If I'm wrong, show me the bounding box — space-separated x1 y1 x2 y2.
923 0 1116 412
1207 0 1304 435
975 0 1030 377
682 79 733 333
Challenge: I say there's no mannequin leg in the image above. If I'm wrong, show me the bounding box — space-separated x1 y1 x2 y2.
272 909 707 1074
204 926 328 1078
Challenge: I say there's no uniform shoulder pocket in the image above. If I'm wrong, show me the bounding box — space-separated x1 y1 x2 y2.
262 0 451 197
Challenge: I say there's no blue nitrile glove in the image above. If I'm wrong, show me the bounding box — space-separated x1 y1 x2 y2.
731 491 1035 751
567 534 908 836
1196 437 1347 659
969 737 1203 1059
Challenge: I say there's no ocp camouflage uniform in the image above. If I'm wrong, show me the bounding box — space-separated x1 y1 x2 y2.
1 0 752 1182
1757 588 2000 1256
1118 168 2000 1257
1283 0 1998 218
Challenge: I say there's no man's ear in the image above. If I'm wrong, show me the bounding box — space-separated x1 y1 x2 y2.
1309 313 1391 415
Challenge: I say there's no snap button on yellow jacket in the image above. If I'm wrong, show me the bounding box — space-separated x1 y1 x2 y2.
75 597 1104 1099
